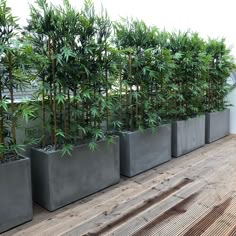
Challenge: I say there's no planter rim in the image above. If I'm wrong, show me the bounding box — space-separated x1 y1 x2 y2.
120 123 171 135
206 108 230 115
0 155 29 167
32 135 119 155
173 114 205 123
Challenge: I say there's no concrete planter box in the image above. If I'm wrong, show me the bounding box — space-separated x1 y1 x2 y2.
31 137 120 211
172 115 205 158
119 124 171 177
0 157 32 233
205 109 230 144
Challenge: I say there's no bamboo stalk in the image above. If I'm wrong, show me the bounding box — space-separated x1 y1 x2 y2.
8 53 16 158
209 76 212 111
73 85 79 136
125 84 128 130
155 82 158 112
130 86 133 130
51 39 57 149
105 47 109 131
129 53 133 131
49 81 54 145
98 86 101 129
80 79 85 139
42 77 46 147
93 83 96 129
59 84 63 127
48 39 54 146
64 88 68 140
52 67 57 148
88 78 92 128
119 65 122 126
175 76 178 120
86 97 89 127
0 80 4 160
141 86 144 126
150 81 153 113
105 73 109 131
136 80 139 129
67 89 71 133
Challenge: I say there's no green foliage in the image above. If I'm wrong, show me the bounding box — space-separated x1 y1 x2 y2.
205 38 235 112
166 31 212 120
0 0 37 161
165 33 235 117
27 0 117 153
61 143 73 157
1 0 235 160
113 19 175 130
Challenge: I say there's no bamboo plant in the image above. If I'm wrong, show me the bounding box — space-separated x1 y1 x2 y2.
1 0 235 158
167 31 211 120
27 0 117 153
205 38 235 112
113 19 175 131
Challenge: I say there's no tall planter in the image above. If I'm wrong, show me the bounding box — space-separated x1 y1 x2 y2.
0 157 32 233
119 124 171 177
30 137 120 211
205 109 230 144
172 115 205 157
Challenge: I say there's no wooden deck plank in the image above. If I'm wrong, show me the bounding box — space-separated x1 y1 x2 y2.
106 158 236 236
2 135 236 236
127 166 236 236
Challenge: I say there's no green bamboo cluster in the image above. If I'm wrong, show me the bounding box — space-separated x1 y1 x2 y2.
0 0 235 159
26 0 118 154
114 25 235 128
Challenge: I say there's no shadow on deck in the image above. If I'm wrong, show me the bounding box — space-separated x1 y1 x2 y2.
3 135 236 236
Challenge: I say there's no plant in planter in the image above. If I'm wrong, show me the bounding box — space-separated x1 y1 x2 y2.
167 31 211 157
112 19 173 177
0 0 35 232
27 0 120 211
204 38 235 143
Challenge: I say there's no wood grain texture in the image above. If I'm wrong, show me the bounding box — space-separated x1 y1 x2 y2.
3 135 236 236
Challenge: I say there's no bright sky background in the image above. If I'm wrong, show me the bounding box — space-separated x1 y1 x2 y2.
7 0 236 56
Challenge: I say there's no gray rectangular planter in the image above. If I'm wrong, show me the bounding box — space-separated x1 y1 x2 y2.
119 124 171 177
0 157 32 233
172 115 205 158
31 137 120 211
205 109 230 144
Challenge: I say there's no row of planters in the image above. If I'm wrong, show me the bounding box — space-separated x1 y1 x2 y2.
0 0 235 233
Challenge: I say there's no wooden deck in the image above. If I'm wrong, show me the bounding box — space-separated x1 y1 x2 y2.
3 135 236 236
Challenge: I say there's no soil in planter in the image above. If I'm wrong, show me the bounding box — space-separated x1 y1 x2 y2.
39 137 111 153
0 154 25 164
